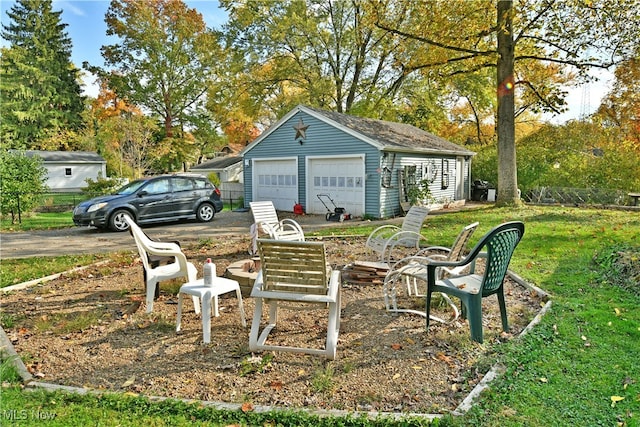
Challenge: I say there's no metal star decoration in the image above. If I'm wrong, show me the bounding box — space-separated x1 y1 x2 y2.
293 118 309 141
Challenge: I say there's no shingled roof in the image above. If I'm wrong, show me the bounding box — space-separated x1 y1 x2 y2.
191 156 242 170
303 106 475 156
18 150 105 163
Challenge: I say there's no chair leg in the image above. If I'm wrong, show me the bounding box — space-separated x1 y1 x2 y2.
425 288 433 331
325 291 341 360
466 296 484 344
235 288 247 327
146 279 158 313
497 290 509 332
176 292 184 332
249 297 276 351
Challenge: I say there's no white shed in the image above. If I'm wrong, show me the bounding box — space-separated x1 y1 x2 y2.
23 150 107 192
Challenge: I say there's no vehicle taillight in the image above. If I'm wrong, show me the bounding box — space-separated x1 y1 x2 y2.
214 188 221 196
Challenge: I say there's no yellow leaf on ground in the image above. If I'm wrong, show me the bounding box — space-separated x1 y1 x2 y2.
393 373 401 380
614 308 621 316
121 376 135 388
611 396 624 407
539 377 548 383
241 402 254 412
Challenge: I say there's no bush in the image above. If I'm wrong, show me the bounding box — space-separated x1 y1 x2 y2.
82 177 124 198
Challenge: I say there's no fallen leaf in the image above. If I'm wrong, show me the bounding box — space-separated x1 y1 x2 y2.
297 369 305 375
456 283 467 289
611 396 624 407
614 308 621 316
405 337 415 345
581 335 587 341
391 343 402 350
539 377 548 383
393 373 401 380
241 402 254 412
436 353 453 364
270 380 283 391
121 376 135 388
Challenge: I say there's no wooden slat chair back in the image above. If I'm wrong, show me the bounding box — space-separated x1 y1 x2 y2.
249 239 341 359
259 241 329 296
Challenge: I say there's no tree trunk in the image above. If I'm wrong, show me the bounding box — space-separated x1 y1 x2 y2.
496 0 521 205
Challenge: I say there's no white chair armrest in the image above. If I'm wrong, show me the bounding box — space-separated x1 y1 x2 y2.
381 231 425 262
279 218 305 237
366 224 400 246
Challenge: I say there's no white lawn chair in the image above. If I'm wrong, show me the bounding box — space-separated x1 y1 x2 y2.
382 222 479 322
249 201 304 255
365 205 430 262
249 239 341 359
123 215 198 313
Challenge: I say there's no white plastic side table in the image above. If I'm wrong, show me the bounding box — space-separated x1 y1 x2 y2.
176 278 247 343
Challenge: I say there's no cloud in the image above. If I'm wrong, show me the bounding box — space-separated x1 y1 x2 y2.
55 1 85 17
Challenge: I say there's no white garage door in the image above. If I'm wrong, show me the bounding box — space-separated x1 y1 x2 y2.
253 158 298 211
308 156 364 216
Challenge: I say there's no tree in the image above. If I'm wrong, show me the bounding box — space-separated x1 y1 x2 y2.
595 55 640 151
217 0 418 123
0 0 85 149
92 0 220 141
0 151 48 224
374 0 640 205
96 112 158 179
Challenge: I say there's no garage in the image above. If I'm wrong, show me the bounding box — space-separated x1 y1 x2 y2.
242 105 474 218
253 158 298 211
307 155 365 216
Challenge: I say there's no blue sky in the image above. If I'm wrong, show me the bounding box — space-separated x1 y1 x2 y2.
1 0 612 123
0 0 227 97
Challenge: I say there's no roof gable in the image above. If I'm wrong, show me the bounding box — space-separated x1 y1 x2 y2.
242 105 474 156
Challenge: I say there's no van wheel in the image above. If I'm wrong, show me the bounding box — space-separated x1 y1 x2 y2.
197 203 215 222
109 210 131 232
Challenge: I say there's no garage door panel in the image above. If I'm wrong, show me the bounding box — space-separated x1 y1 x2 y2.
254 159 297 211
308 157 364 216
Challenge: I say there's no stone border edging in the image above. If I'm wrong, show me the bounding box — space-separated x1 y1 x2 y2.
1 260 111 293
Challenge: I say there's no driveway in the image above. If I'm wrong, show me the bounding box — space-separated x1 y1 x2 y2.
0 210 375 260
0 203 483 260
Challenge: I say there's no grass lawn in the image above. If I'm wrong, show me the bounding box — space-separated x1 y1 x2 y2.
1 205 639 426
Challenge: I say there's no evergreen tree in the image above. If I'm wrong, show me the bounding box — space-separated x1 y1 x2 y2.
0 0 85 149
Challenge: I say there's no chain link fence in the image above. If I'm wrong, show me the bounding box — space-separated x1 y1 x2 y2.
522 187 631 206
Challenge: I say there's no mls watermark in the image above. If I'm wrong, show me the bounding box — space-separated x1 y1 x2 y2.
2 409 57 421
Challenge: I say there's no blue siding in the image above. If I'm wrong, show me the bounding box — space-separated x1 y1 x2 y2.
244 111 380 216
380 153 462 218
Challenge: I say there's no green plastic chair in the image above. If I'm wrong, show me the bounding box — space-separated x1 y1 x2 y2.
424 221 525 343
